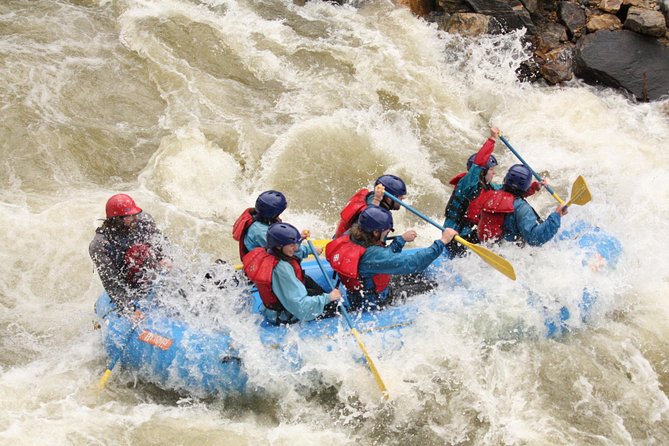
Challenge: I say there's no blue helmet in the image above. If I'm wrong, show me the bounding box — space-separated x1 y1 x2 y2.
266 222 301 250
359 206 393 232
466 153 498 171
374 174 407 197
504 164 533 193
255 190 287 218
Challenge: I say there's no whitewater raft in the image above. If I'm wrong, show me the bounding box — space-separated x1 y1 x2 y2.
95 221 622 396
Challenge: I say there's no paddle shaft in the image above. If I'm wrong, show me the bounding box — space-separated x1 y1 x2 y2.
305 239 389 399
499 135 565 204
383 191 516 280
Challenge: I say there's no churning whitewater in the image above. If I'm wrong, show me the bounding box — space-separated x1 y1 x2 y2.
1 0 668 445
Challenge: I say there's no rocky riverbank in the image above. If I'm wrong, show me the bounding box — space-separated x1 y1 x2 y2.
399 0 669 101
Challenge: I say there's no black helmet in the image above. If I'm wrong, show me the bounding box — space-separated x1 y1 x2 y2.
255 190 287 218
266 222 301 250
359 206 393 232
503 164 533 193
374 174 407 197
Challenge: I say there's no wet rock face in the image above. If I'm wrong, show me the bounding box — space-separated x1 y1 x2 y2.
624 6 667 36
574 29 669 100
421 0 669 99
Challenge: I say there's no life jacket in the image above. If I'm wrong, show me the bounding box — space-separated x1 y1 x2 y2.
334 189 370 238
232 208 256 261
444 178 482 229
463 182 493 225
242 248 304 311
124 243 158 287
325 235 391 293
477 190 516 242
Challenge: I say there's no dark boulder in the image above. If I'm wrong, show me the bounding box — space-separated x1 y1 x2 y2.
558 1 586 40
464 0 536 33
574 30 669 101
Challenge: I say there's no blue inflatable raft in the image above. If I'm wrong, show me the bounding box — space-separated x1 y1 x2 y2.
95 221 622 396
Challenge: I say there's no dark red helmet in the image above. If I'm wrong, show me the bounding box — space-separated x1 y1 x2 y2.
105 194 142 218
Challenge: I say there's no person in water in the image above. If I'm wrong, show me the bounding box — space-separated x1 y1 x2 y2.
232 190 320 262
477 164 568 246
327 206 457 310
333 174 408 238
89 194 170 313
243 222 341 325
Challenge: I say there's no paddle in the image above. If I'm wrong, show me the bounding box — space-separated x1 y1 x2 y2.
564 175 591 207
499 135 592 208
383 192 516 281
306 239 390 400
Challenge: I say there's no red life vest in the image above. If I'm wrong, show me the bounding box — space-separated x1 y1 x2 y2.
242 248 304 311
463 183 494 225
232 208 255 261
325 235 391 293
477 190 516 242
334 188 370 238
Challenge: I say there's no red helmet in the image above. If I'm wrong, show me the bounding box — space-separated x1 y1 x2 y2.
105 193 142 218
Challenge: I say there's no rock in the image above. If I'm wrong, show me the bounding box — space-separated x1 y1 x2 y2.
397 0 433 17
463 0 536 33
444 12 496 35
599 0 623 12
539 47 574 83
587 13 623 31
437 0 475 13
624 6 667 36
574 29 669 100
558 1 587 39
536 22 570 51
622 0 650 7
520 0 540 13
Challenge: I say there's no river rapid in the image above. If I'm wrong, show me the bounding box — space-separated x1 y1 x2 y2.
1 0 668 445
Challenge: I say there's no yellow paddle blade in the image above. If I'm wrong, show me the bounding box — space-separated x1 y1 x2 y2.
351 328 389 400
455 235 516 281
98 369 112 391
565 176 592 207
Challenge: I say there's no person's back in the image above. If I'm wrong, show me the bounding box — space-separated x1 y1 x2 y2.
327 207 456 309
243 222 340 325
443 127 500 238
478 164 567 246
333 174 407 238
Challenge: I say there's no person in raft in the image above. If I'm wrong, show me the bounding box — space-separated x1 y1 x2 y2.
443 127 542 254
477 164 568 246
243 222 341 325
232 190 320 262
326 206 457 310
333 174 408 239
89 194 171 313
